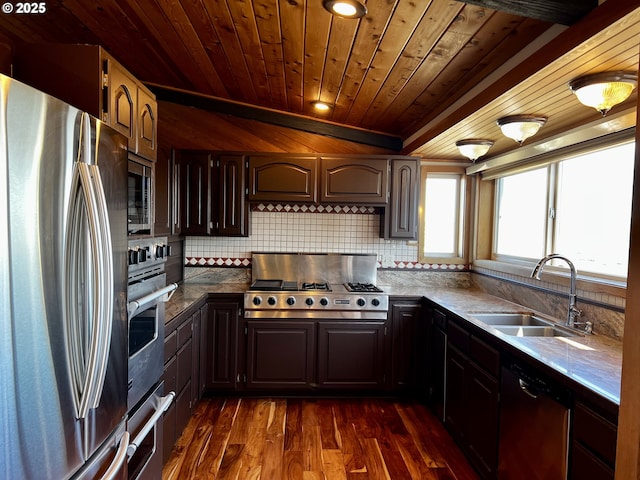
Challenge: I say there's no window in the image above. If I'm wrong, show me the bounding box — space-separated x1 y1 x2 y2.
420 169 467 263
493 140 635 279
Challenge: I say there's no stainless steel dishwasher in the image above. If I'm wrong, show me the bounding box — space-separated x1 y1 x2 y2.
498 358 572 480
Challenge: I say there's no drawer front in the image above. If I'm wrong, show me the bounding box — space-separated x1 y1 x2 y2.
447 319 470 352
433 309 447 330
164 329 178 360
571 442 614 480
469 335 500 377
176 338 193 393
163 355 177 395
177 318 192 348
573 402 617 467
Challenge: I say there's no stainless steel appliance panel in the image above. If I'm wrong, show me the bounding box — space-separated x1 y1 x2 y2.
498 362 571 480
127 272 167 410
0 74 129 479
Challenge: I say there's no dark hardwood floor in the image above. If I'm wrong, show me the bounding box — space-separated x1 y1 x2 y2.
162 397 480 479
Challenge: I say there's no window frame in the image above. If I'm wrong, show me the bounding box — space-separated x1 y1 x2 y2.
472 132 634 293
419 165 470 265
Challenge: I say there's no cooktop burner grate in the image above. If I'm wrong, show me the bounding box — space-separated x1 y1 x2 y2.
344 282 384 293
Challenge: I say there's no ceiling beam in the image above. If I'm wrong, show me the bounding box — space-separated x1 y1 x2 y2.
455 0 597 25
148 84 403 152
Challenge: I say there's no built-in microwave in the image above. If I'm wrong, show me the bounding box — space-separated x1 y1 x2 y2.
128 156 154 235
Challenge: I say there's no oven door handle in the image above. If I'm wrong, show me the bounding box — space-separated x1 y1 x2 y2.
126 392 175 459
127 283 178 320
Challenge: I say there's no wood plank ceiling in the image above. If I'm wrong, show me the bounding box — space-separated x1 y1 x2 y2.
0 0 637 160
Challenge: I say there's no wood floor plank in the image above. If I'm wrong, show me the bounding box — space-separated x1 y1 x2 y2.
162 398 480 480
284 399 303 452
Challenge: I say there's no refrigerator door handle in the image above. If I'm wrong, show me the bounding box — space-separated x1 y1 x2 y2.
86 162 114 410
64 114 115 419
100 431 130 480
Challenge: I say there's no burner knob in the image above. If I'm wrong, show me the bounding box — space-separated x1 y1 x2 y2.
128 248 139 265
357 298 366 307
155 244 165 258
305 298 314 306
252 296 262 306
320 297 329 306
372 298 380 307
267 296 277 306
286 296 296 306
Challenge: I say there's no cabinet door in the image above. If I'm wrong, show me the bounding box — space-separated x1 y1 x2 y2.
107 59 136 146
248 156 318 202
191 309 201 407
466 361 499 479
320 158 389 204
317 321 386 389
390 301 421 392
445 343 468 444
381 158 419 239
246 320 315 389
215 155 249 236
429 312 447 420
176 150 210 235
136 87 157 161
205 301 241 391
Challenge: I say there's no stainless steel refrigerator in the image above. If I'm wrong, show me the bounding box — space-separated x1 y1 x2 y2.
0 74 130 479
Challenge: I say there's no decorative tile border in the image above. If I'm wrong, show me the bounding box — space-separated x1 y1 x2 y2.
386 261 470 270
186 257 470 271
252 203 378 214
186 257 251 267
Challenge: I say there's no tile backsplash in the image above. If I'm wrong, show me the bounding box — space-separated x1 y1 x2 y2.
184 204 467 270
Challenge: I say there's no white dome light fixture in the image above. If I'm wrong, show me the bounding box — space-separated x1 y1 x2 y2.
322 0 367 18
497 115 547 145
569 71 638 116
455 139 494 162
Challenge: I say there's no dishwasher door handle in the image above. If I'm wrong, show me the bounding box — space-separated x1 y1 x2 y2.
518 379 540 399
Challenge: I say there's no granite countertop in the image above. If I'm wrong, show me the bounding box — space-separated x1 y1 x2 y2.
166 280 623 405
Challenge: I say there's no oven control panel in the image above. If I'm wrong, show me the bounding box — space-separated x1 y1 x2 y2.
127 237 170 275
244 291 389 312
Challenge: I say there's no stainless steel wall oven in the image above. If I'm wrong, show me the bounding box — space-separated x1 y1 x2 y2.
125 237 176 479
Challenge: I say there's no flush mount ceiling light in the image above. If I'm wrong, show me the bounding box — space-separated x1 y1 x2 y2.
312 101 332 112
455 139 494 162
497 115 547 145
322 0 367 18
569 71 638 116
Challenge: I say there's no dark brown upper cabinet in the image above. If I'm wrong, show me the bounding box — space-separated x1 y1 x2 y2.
248 155 318 203
174 150 249 237
213 155 249 236
320 157 389 205
14 43 157 162
381 158 420 239
176 150 211 236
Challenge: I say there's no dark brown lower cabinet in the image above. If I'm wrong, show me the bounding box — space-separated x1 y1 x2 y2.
317 321 386 390
389 299 422 393
570 400 617 479
204 299 242 391
162 299 206 463
245 320 315 390
445 318 499 479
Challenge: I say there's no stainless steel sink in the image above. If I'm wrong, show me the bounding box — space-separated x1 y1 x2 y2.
491 325 578 337
471 313 581 337
471 313 551 326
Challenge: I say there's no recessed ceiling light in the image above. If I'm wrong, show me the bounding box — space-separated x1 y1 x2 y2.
312 101 332 112
322 0 367 19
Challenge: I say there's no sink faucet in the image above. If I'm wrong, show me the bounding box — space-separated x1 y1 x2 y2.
531 254 584 329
